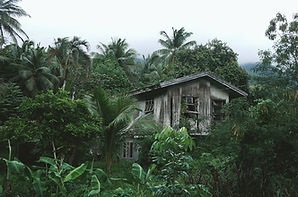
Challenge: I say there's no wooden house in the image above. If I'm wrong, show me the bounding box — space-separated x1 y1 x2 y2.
122 72 247 160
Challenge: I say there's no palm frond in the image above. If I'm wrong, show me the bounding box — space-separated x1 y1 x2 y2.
181 40 197 49
124 113 162 132
108 103 138 129
155 27 196 63
0 0 29 45
84 94 100 117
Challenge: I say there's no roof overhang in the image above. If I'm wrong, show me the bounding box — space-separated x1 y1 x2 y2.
130 72 248 97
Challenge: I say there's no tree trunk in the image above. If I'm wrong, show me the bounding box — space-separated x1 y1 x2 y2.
71 90 75 101
106 137 113 173
68 145 77 165
5 140 12 192
62 80 67 90
106 153 112 173
62 67 69 90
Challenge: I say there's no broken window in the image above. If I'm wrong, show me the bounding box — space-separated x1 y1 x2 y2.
123 140 133 159
144 99 154 114
182 96 199 129
185 96 198 112
212 99 226 123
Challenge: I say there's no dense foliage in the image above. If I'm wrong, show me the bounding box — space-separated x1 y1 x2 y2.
162 39 249 92
0 82 23 124
89 53 132 96
1 90 101 164
0 2 297 196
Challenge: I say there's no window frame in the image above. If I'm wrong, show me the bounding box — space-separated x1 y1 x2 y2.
211 99 226 123
182 96 199 129
144 99 154 114
184 96 199 114
122 140 134 159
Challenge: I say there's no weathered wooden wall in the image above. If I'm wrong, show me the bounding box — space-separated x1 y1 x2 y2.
137 78 230 132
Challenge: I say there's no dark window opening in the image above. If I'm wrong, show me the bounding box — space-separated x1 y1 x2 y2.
182 96 199 130
185 96 198 112
144 99 154 114
123 141 133 159
212 100 226 123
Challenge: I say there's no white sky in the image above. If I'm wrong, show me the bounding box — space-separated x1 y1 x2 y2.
18 0 297 64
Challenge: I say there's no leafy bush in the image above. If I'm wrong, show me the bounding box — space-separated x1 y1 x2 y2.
0 82 23 125
0 89 102 164
150 126 211 196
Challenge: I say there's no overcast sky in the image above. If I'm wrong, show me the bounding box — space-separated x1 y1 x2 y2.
18 0 297 64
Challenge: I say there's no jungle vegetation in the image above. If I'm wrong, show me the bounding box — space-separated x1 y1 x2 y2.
0 1 297 196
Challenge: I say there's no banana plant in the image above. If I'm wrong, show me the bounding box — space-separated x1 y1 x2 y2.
131 163 156 196
85 159 102 196
37 156 87 195
36 157 105 196
88 175 101 196
0 141 114 196
0 140 46 196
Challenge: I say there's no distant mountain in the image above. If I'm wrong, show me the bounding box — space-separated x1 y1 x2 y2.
241 62 259 76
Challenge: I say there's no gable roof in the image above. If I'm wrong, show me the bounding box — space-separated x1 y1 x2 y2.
130 72 248 97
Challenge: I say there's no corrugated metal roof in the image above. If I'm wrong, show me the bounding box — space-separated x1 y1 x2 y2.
130 72 248 97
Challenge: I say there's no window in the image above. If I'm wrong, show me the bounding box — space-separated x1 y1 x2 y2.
123 141 133 159
185 96 198 112
144 99 154 114
212 100 226 123
182 96 199 129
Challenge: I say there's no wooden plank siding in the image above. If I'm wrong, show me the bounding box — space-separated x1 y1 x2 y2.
136 78 223 132
133 72 247 133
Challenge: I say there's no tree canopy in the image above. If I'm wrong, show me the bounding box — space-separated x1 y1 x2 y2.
0 0 29 47
157 27 196 63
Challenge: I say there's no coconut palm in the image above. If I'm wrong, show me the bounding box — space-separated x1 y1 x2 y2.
0 40 32 83
0 0 30 47
85 87 137 172
85 86 160 172
48 36 91 90
97 38 137 68
142 52 160 71
157 27 196 63
96 38 138 85
139 52 164 85
12 43 59 96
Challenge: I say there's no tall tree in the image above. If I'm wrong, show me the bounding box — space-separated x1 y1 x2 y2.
256 12 298 89
85 87 138 172
157 27 196 63
96 38 138 85
0 0 29 47
88 52 132 96
138 53 164 86
11 42 59 96
48 36 91 93
162 39 249 91
97 38 137 68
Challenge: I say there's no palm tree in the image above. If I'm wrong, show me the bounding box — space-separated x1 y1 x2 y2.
0 41 25 80
0 0 30 47
96 38 138 84
85 87 160 172
157 27 196 63
140 53 164 85
12 42 59 96
85 87 137 172
48 36 91 91
142 52 160 71
97 38 137 68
